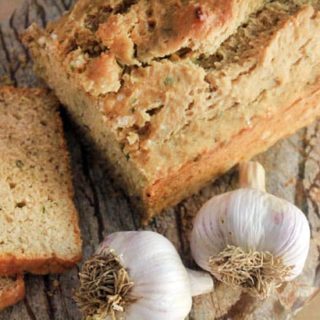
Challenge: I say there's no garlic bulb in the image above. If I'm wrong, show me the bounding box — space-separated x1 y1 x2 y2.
75 231 213 320
191 161 310 298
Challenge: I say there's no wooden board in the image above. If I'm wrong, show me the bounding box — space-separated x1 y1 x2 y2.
0 0 319 319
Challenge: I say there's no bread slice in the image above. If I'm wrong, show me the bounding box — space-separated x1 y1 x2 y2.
0 87 82 275
23 0 320 220
0 276 25 310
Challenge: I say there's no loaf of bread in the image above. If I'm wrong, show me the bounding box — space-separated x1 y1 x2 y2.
23 0 320 220
0 87 82 275
0 276 25 310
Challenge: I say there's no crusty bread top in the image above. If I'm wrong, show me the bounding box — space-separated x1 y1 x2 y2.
0 276 25 310
23 1 320 184
34 0 266 96
47 0 264 66
0 87 81 273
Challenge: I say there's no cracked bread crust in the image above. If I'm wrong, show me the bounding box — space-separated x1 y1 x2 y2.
0 276 25 310
46 0 265 65
23 0 320 220
37 0 266 97
0 87 82 275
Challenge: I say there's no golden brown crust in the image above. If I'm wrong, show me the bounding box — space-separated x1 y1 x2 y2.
45 0 264 64
0 255 82 276
142 83 320 220
0 275 25 310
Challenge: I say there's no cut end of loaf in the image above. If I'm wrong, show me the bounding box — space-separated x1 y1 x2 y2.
209 245 293 299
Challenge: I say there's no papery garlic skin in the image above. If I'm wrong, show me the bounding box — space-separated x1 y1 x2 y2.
98 231 192 320
191 188 310 282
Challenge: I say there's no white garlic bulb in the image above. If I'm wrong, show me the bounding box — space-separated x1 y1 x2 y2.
191 161 310 298
76 231 213 320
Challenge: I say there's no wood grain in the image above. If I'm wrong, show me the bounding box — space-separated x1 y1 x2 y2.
0 1 319 319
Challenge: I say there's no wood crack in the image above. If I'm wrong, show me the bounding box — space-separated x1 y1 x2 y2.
61 0 74 11
43 276 56 319
0 25 16 85
8 14 24 79
23 297 37 320
30 0 47 27
294 128 309 219
175 204 189 261
25 2 30 29
9 10 29 60
50 0 64 14
56 276 72 320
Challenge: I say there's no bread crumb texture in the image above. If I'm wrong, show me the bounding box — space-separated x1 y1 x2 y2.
0 87 82 274
23 0 320 217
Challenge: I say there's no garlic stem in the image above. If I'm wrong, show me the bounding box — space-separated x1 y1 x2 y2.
186 268 214 297
239 161 266 191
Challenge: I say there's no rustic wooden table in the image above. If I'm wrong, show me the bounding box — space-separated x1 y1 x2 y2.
0 1 320 319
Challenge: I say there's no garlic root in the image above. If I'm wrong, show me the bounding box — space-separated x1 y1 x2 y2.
239 161 266 191
209 245 292 299
75 250 133 320
186 268 214 297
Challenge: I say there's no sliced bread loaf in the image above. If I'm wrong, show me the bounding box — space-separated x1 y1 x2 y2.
0 276 25 310
0 87 82 275
23 0 320 220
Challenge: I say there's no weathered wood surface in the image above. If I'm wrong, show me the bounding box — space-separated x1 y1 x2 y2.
0 1 320 319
